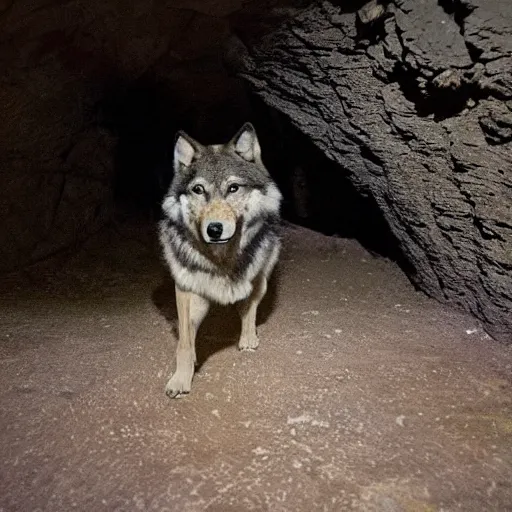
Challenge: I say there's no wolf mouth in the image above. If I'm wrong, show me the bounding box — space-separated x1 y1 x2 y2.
207 238 231 244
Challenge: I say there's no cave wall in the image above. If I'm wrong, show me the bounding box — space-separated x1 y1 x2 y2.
230 0 512 342
0 0 255 271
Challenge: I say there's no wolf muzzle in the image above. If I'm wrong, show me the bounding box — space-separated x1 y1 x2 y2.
200 200 237 244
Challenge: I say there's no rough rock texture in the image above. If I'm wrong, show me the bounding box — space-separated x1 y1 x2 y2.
230 0 512 343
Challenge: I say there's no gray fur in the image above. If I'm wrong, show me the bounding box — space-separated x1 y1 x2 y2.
158 123 282 397
159 123 282 305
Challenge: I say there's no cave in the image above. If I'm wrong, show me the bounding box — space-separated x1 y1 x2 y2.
1 0 511 510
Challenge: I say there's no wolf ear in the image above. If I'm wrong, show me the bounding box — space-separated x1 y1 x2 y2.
231 123 261 162
174 132 200 173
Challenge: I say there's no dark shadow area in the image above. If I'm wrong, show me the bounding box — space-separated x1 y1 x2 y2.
100 78 405 265
438 0 475 34
98 77 254 218
389 60 487 121
247 96 406 264
328 0 378 11
99 81 177 215
151 269 280 370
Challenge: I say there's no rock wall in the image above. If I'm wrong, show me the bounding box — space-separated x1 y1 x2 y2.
231 0 512 342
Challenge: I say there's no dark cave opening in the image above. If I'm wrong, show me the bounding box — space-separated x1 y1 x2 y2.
98 80 404 264
98 77 257 217
98 82 176 214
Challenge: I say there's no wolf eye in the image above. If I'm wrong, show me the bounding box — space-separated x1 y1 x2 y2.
192 184 205 195
227 184 240 194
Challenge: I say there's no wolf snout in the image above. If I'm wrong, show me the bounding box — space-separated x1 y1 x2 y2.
200 200 237 244
202 218 236 244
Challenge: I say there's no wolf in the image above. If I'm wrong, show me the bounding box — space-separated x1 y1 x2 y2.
158 123 282 398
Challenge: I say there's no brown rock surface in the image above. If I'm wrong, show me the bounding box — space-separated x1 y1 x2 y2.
232 0 512 342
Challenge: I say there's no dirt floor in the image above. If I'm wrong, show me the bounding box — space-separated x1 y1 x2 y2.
1 220 511 511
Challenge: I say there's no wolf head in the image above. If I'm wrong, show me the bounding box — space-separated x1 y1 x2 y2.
162 123 281 249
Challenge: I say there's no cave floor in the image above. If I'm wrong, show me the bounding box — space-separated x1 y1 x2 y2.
1 220 511 511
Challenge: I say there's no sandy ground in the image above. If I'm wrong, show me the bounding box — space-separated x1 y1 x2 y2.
0 220 511 511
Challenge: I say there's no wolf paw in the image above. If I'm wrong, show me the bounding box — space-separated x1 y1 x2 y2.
165 369 193 399
238 334 260 351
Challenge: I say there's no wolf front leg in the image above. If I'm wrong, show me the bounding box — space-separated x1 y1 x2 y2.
237 275 268 351
165 286 210 398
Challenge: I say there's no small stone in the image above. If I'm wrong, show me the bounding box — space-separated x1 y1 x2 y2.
396 415 406 427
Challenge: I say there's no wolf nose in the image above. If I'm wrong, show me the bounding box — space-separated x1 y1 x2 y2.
207 222 223 240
